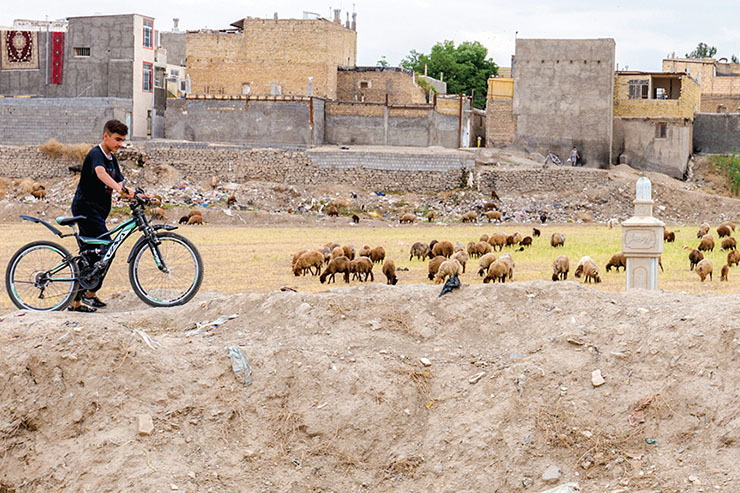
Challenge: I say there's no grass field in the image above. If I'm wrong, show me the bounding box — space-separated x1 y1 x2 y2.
0 222 736 311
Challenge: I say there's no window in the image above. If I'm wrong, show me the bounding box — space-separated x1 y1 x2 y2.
154 68 164 89
143 62 153 92
359 80 370 89
628 79 649 99
143 18 153 48
73 47 90 57
170 69 179 77
655 122 667 139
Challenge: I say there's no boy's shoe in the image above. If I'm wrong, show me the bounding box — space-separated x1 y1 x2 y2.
82 296 107 308
68 304 97 313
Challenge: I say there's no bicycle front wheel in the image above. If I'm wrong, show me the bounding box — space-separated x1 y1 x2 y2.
128 232 204 307
5 240 79 311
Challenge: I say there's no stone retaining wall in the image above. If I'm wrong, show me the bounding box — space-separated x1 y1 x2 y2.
477 166 608 195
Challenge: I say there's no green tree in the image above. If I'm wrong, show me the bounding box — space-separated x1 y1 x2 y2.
401 40 498 109
376 56 389 68
686 42 717 58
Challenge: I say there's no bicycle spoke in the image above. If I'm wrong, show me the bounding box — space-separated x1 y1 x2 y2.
7 244 76 311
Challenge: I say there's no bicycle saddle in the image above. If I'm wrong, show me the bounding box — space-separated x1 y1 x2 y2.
55 215 87 226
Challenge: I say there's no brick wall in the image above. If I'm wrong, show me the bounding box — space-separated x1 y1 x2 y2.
0 97 133 145
186 19 356 99
336 68 426 104
613 74 700 120
486 99 516 146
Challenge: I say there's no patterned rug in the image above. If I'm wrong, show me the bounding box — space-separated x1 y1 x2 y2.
50 32 64 83
1 30 39 70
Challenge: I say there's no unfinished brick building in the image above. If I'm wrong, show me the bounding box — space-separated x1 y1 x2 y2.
336 67 427 104
662 57 740 112
186 12 357 99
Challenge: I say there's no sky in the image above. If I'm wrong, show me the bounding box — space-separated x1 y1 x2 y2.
2 1 740 72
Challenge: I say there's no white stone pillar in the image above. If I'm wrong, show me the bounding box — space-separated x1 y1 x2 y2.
622 177 664 290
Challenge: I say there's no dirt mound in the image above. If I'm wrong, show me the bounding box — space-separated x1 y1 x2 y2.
1 282 738 491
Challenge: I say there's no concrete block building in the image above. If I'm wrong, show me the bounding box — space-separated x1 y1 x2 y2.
662 57 740 112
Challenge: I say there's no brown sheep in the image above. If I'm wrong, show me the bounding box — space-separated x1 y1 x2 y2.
342 245 355 260
178 215 189 224
352 214 360 224
187 210 202 218
717 225 732 238
483 259 509 283
31 184 46 199
409 242 430 261
488 232 507 251
293 250 324 276
484 201 498 211
326 205 339 217
467 241 478 258
552 255 569 281
727 249 740 267
150 194 163 207
434 259 463 284
720 221 736 231
477 252 497 277
453 250 469 274
319 256 351 284
400 213 416 224
370 246 386 264
426 210 435 222
721 237 737 251
187 215 204 225
506 232 522 247
698 234 715 252
475 240 492 257
325 242 341 251
606 252 626 272
499 253 515 281
532 228 541 238
383 259 398 285
292 249 309 268
432 240 454 258
683 246 704 270
461 211 478 223
574 256 594 279
550 233 566 247
350 257 374 282
721 264 729 282
226 194 237 207
358 245 372 258
479 234 489 243
320 246 332 264
664 229 675 243
331 246 344 259
575 256 601 283
695 258 713 282
427 255 446 280
429 239 438 251
484 211 502 222
697 223 710 238
519 236 533 248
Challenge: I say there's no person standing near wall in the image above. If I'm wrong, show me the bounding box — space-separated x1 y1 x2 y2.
570 146 580 167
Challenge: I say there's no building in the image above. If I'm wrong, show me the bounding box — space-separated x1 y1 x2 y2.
662 57 740 112
0 14 156 140
512 38 616 167
485 76 515 147
186 12 357 99
612 71 701 178
336 67 427 103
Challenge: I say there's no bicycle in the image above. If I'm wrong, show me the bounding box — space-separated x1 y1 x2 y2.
5 188 204 311
543 151 562 167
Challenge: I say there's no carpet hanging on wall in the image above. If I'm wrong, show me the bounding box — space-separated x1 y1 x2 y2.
1 30 39 70
50 31 64 83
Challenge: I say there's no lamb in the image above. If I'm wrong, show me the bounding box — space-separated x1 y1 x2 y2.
293 250 324 276
506 232 522 247
721 264 729 282
720 221 736 231
721 237 737 251
483 259 509 283
454 241 465 253
409 242 430 261
552 255 570 281
427 255 447 280
479 234 489 243
331 246 345 259
352 214 360 224
519 236 533 248
433 258 463 284
187 210 202 218
574 256 595 279
326 205 339 217
426 210 435 222
187 215 204 225
383 259 398 285
499 253 515 281
606 252 626 272
179 215 189 224
226 194 237 207
467 241 478 258
484 201 498 211
663 229 675 243
698 234 715 252
683 246 704 270
359 245 372 258
453 250 469 273
432 240 454 258
400 213 416 224
697 223 710 238
576 257 601 284
461 211 478 223
370 246 386 264
727 249 740 267
325 242 341 251
292 249 309 269
717 225 732 238
532 227 541 238
319 255 351 284
550 233 566 247
484 211 502 222
488 232 507 251
31 184 46 199
149 207 166 221
350 257 374 282
695 258 713 282
475 240 492 257
477 253 497 277
342 245 355 260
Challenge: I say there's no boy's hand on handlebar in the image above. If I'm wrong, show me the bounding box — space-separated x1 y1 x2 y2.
119 187 134 199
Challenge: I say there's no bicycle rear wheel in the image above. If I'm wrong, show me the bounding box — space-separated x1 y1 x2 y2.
5 240 79 311
128 232 204 307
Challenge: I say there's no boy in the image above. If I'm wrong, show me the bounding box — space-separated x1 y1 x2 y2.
68 119 133 312
570 146 580 167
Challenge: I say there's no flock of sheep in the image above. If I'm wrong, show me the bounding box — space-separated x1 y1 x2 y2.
290 219 740 288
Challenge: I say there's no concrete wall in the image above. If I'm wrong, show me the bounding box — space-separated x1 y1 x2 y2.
164 97 324 148
336 67 426 103
694 113 740 154
513 38 615 167
477 166 608 196
160 32 186 66
612 118 691 178
0 97 132 145
186 18 356 99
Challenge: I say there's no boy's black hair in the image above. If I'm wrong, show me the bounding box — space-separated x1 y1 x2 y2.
104 119 128 136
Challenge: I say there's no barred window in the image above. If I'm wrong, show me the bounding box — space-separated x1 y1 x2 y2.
143 62 153 92
73 47 90 57
143 19 153 48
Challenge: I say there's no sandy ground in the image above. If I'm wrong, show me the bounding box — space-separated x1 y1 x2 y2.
1 282 739 492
